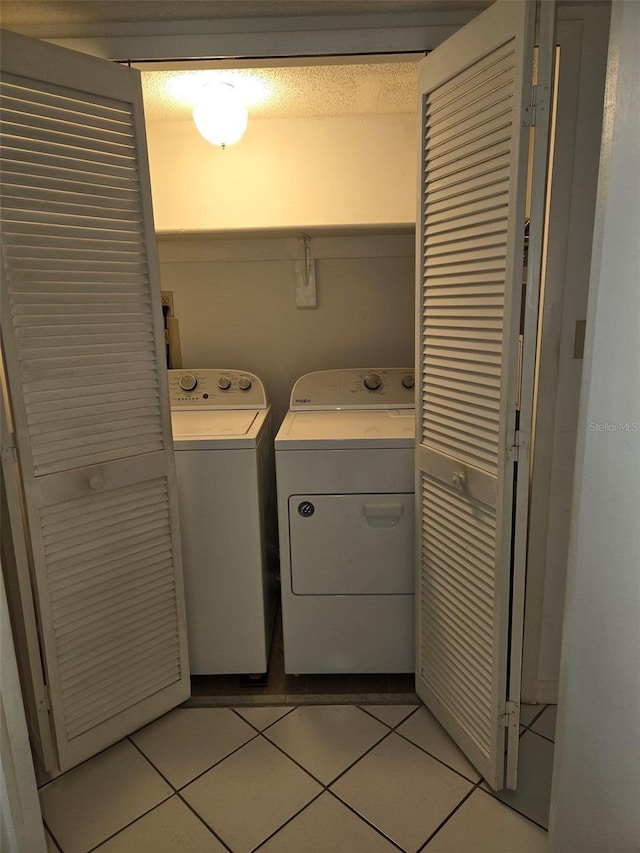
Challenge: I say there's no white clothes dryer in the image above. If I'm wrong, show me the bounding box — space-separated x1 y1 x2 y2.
169 369 277 675
275 368 415 674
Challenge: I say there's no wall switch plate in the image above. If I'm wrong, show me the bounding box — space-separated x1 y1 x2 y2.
161 290 174 316
574 320 586 359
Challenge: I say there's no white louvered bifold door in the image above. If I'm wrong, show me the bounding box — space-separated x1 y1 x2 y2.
415 0 536 790
0 29 189 772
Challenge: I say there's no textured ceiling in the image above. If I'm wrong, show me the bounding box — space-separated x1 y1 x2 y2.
140 59 421 121
0 0 478 122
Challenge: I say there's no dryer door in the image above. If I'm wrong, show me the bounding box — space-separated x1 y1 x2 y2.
289 493 414 595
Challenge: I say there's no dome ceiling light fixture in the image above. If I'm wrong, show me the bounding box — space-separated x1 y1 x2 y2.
192 81 248 149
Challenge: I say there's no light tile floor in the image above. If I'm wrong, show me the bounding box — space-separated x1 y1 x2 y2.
41 703 555 853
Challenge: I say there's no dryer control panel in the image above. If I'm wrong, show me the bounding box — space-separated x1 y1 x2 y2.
168 369 267 410
290 368 415 411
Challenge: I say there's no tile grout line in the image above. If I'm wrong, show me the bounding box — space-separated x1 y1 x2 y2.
86 707 395 852
479 724 555 831
237 704 407 850
525 725 555 745
416 779 483 851
392 727 481 786
472 783 551 833
173 789 235 853
257 726 385 790
169 729 263 790
298 724 397 790
186 705 396 851
98 737 236 853
84 793 174 853
521 704 550 731
42 820 63 853
520 716 556 745
324 788 406 852
249 789 327 852
127 732 260 844
357 703 421 730
43 702 553 850
229 704 299 734
37 727 159 792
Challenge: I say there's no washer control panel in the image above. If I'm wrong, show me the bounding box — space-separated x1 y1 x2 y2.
168 369 267 409
290 368 415 410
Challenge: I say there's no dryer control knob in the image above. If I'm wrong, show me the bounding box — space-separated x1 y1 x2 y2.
218 375 231 390
238 376 252 391
178 373 197 392
364 372 382 391
402 374 415 389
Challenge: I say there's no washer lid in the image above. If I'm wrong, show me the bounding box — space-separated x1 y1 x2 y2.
275 408 415 449
171 408 268 449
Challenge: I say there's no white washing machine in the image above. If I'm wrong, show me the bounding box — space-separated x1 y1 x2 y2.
275 368 416 674
169 368 277 675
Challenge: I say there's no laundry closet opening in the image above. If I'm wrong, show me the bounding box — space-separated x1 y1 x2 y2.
140 55 422 704
136 4 607 712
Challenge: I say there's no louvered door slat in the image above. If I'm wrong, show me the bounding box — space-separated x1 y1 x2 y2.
50 542 171 592
1 164 139 194
0 29 189 773
424 223 507 255
0 187 140 217
426 208 510 238
6 230 142 250
415 0 534 790
426 41 516 111
427 153 512 195
1 126 136 164
1 108 134 149
1 77 133 122
0 143 138 184
2 166 137 197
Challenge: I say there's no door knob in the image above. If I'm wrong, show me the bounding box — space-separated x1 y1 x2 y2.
452 471 466 492
89 473 105 491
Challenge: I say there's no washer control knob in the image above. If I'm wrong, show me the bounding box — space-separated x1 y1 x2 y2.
218 375 231 390
402 373 415 389
364 372 382 391
178 373 197 392
298 501 315 517
238 376 252 391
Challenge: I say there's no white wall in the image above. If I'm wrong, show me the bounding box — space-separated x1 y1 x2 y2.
146 113 417 232
157 231 415 428
549 2 640 849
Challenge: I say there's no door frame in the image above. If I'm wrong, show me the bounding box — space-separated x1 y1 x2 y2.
0 1 611 817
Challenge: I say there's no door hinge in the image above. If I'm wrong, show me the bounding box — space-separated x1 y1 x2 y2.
523 85 537 127
509 430 521 463
499 700 519 728
1 430 17 465
509 429 530 464
40 685 52 714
